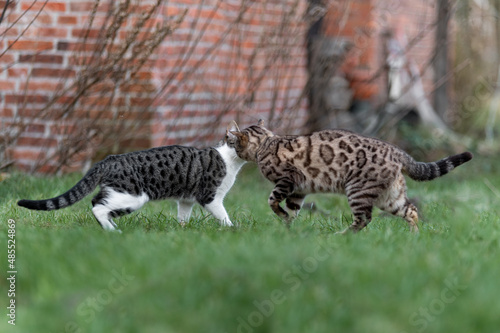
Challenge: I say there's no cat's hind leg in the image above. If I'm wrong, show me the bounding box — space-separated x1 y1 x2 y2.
91 188 149 231
91 190 117 231
345 202 373 234
285 193 306 218
341 181 381 233
376 173 419 232
177 200 194 226
388 200 418 233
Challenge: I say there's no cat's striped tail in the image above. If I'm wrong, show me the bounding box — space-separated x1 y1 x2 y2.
402 152 473 181
17 165 103 211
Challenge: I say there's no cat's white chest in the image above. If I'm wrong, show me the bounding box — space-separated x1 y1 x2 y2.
215 144 246 197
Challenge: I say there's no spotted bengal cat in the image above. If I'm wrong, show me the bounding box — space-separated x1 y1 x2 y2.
227 120 472 233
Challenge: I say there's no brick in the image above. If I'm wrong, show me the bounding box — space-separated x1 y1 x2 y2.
1 27 20 37
0 108 14 117
32 67 76 78
57 41 97 52
74 108 115 120
34 13 54 25
79 15 108 26
198 8 224 20
69 2 96 12
26 81 61 91
18 108 45 118
135 72 154 80
0 80 15 90
80 96 126 107
130 97 154 107
5 94 49 104
86 81 115 94
8 40 53 51
120 110 154 120
50 124 77 135
7 67 29 77
19 54 64 64
11 149 45 161
56 41 71 51
68 55 91 66
119 29 155 42
33 28 68 38
25 124 46 133
122 83 157 93
0 1 13 9
71 28 102 39
162 6 188 18
55 96 75 105
17 136 58 147
58 15 78 25
0 54 14 64
21 1 66 12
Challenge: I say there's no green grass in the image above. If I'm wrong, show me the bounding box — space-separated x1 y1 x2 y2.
1 159 500 333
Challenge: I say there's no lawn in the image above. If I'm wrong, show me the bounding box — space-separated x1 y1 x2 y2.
1 157 500 333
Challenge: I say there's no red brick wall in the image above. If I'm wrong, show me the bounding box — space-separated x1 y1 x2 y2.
322 0 437 101
150 0 309 146
0 0 309 173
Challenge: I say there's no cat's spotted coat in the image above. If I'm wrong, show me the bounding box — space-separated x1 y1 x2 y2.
228 120 472 233
18 123 246 231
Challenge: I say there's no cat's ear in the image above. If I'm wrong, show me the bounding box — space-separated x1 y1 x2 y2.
228 130 243 139
257 119 264 126
228 130 248 146
227 120 240 133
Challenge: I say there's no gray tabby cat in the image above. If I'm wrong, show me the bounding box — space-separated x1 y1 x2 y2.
228 120 472 233
18 122 246 231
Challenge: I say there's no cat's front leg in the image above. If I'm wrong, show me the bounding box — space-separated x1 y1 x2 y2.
177 200 194 226
268 178 297 225
204 200 233 226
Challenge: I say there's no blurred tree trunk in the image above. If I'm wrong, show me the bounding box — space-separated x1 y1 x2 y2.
454 0 473 97
493 0 500 79
456 0 472 60
433 0 451 118
305 0 325 133
486 0 500 142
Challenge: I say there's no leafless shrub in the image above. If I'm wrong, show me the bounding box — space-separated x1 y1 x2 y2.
2 0 310 173
34 0 187 172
